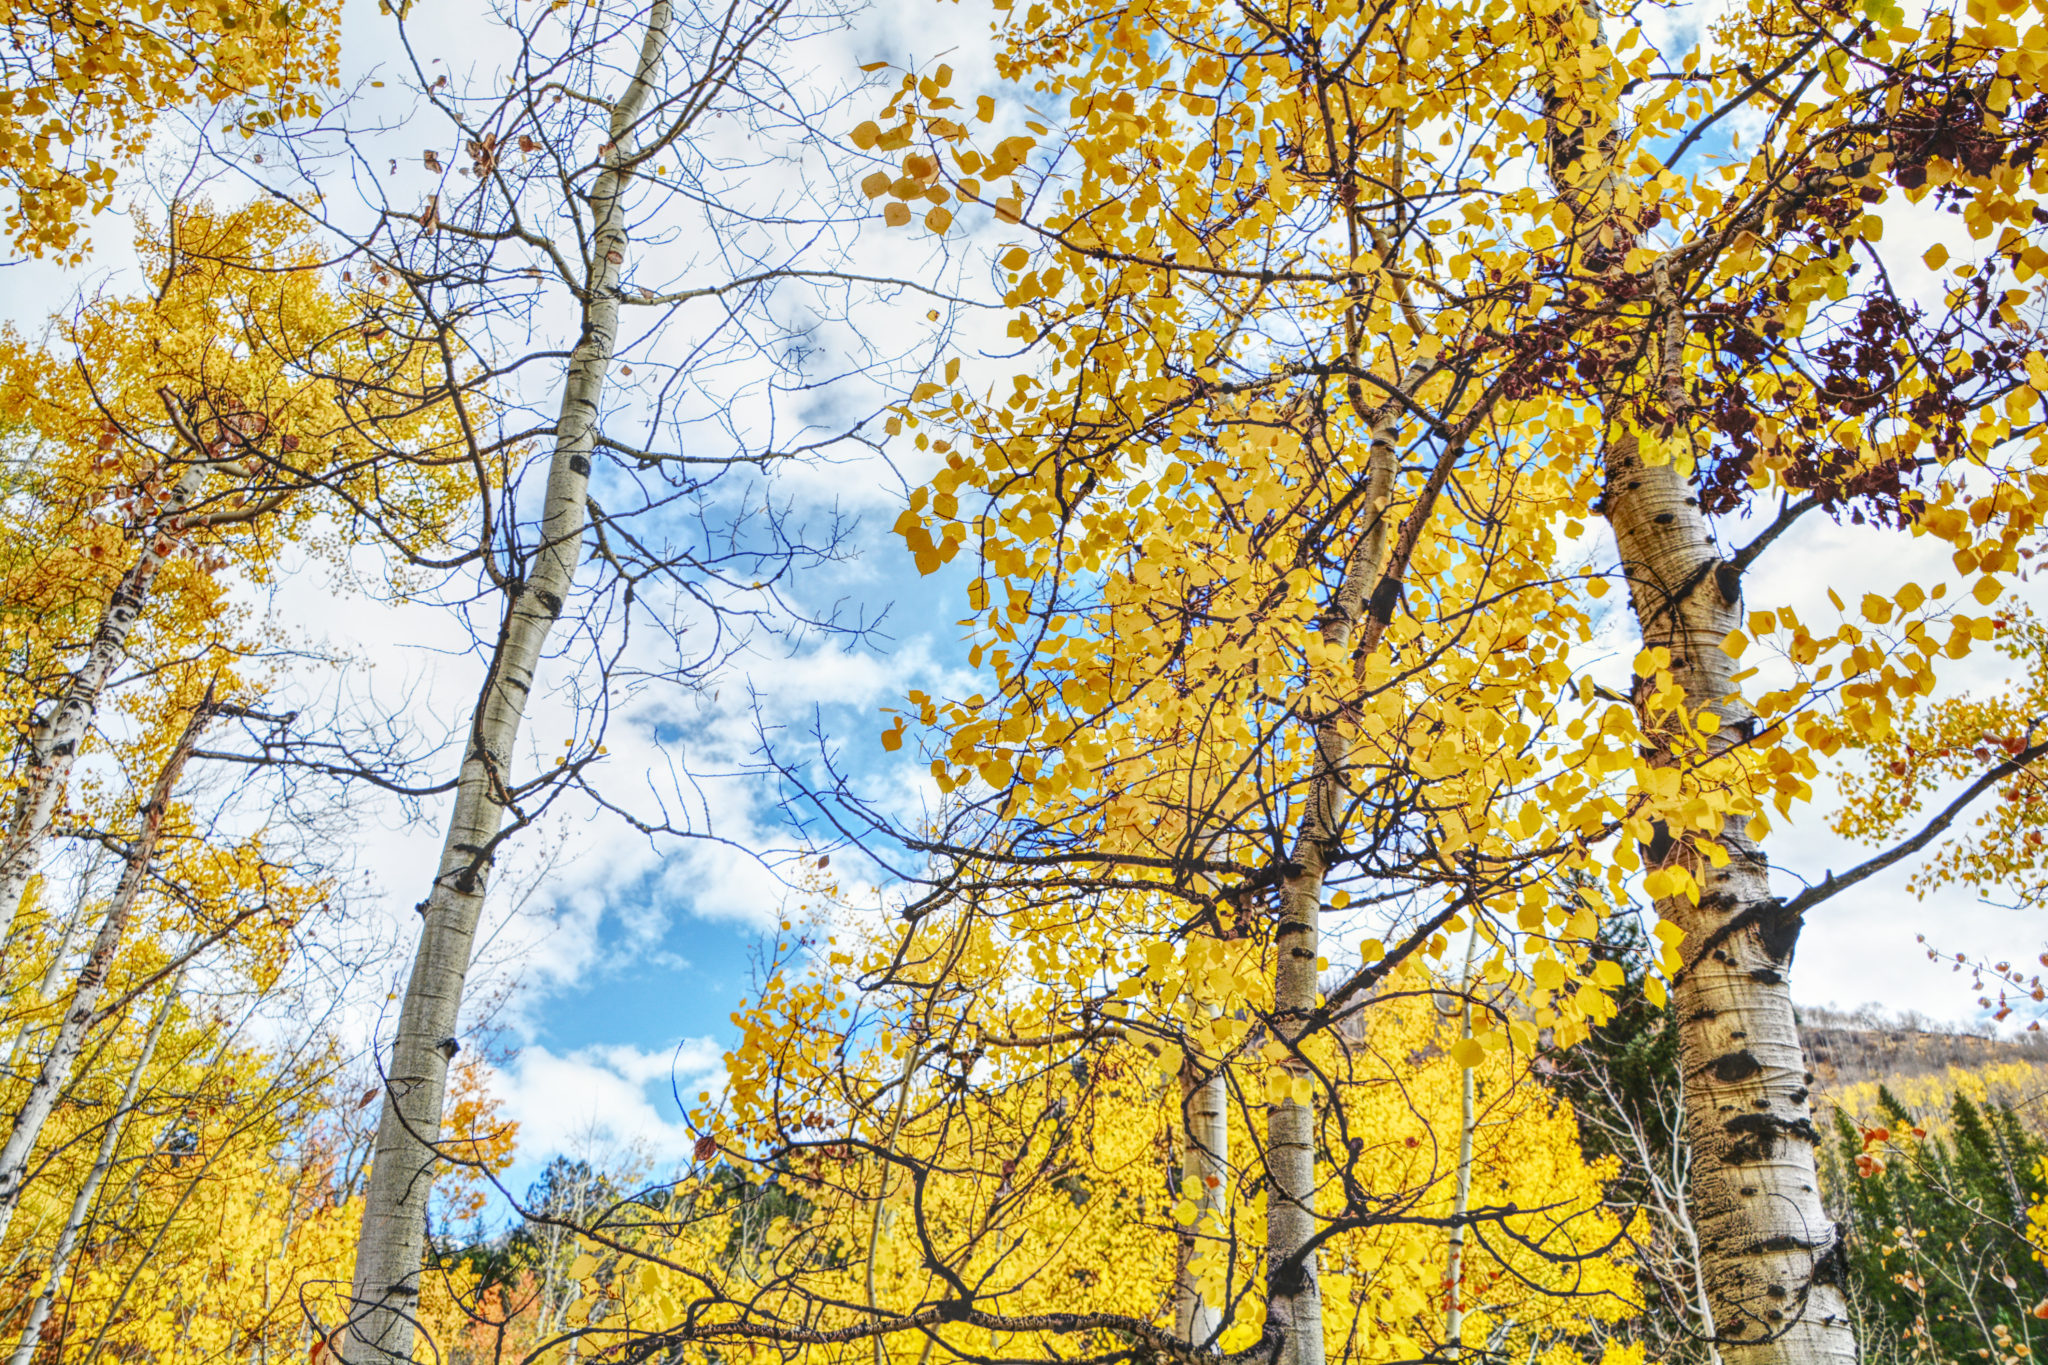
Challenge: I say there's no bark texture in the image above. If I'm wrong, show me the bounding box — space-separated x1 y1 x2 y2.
0 460 209 968
341 8 673 1359
1174 1058 1229 1344
1604 434 1854 1365
0 698 208 1246
1264 391 1404 1365
1442 928 1479 1361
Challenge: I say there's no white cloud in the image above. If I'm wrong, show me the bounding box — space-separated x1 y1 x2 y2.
493 1037 725 1171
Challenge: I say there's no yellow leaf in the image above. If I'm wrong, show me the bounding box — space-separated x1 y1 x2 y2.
1924 242 1949 270
1449 1037 1485 1069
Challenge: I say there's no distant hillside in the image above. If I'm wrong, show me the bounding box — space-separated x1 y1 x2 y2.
1798 1004 2048 1091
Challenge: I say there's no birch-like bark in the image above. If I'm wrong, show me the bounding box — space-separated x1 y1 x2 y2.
1604 434 1854 1365
1174 1053 1229 1344
1265 388 1405 1365
1528 10 1855 1355
7 970 181 1365
1442 926 1479 1361
0 696 209 1247
0 460 209 971
341 9 673 1359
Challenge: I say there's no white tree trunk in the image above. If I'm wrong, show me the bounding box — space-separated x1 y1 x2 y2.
0 698 208 1248
1174 1055 1229 1345
2 860 100 1075
1604 435 1855 1365
6 971 180 1365
0 461 209 970
1442 926 1479 1360
340 9 673 1359
1265 387 1405 1365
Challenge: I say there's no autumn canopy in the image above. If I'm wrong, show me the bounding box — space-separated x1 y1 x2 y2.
0 0 2047 1363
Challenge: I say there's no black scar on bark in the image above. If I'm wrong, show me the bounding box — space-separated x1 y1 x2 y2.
1644 820 1675 865
1710 1049 1761 1082
1812 1234 1850 1287
569 454 591 476
1723 1112 1820 1164
1714 559 1743 604
1687 896 1803 976
534 589 563 617
1269 1257 1311 1299
1758 899 1803 962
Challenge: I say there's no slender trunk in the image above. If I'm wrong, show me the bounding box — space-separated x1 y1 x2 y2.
0 696 207 1249
341 10 673 1359
7 971 181 1365
1604 434 1854 1365
1442 926 1479 1360
3 859 101 1075
1529 6 1857 1355
1265 383 1406 1365
0 461 210 968
1174 1052 1229 1345
867 1039 921 1365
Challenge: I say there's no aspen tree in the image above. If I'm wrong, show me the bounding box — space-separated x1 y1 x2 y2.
284 2 924 1354
4 970 181 1365
0 693 210 1246
336 6 679 1342
449 896 1631 1363
0 204 468 983
862 4 2048 1365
